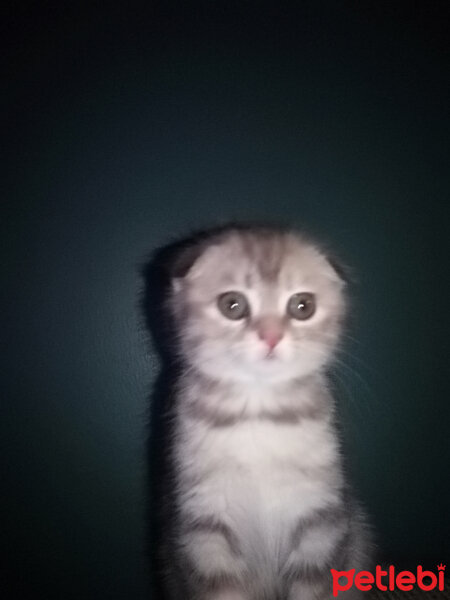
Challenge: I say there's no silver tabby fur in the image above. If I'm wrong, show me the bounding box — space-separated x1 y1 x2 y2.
154 225 372 600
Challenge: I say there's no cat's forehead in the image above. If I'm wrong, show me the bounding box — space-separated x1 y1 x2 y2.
186 230 338 287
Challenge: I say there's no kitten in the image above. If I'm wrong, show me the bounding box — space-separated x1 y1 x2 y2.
148 224 372 600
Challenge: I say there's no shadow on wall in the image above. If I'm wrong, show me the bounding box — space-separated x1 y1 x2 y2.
140 236 183 600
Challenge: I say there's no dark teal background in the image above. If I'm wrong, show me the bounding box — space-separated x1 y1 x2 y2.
2 3 449 598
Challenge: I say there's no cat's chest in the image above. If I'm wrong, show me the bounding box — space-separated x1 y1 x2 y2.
182 418 334 473
177 415 339 527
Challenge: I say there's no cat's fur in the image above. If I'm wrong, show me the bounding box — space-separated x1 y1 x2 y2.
148 225 372 600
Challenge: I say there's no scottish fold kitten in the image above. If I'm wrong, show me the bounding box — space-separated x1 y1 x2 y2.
148 225 372 600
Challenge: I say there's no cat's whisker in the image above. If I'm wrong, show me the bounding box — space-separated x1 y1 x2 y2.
327 369 366 420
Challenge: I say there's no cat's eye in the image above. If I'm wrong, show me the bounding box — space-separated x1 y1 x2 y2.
286 292 316 320
217 291 250 320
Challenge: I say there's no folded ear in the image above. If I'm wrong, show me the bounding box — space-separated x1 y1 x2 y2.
140 235 208 301
170 241 206 280
326 254 353 285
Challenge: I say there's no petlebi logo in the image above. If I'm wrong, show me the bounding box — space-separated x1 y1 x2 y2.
330 564 446 596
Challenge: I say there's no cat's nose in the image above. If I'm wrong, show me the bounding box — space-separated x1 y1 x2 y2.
257 318 284 350
260 332 283 350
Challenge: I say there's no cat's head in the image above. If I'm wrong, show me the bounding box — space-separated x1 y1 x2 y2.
168 226 347 384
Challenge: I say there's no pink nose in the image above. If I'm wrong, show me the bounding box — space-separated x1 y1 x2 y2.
258 327 283 350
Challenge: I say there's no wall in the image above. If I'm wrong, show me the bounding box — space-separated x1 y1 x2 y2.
3 4 449 598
